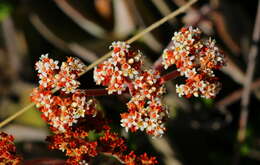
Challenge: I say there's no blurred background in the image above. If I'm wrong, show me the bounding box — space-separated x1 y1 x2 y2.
0 0 259 164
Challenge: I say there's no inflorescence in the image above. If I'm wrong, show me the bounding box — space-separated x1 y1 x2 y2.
94 42 168 137
0 132 22 165
31 55 97 133
1 26 225 165
30 54 158 164
162 27 225 98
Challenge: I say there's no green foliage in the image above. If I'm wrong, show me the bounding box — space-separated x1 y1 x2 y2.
201 98 214 109
87 130 103 141
0 2 12 22
240 127 253 156
241 143 250 155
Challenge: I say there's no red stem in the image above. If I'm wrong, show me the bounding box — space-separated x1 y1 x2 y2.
23 158 65 165
152 57 164 72
86 70 179 97
85 88 108 96
161 70 180 82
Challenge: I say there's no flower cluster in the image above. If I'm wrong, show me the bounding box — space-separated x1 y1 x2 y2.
31 55 97 132
32 54 158 164
47 124 98 164
94 41 142 94
47 114 157 165
132 70 165 99
162 27 225 98
0 132 22 165
27 27 225 164
121 70 167 137
94 42 168 137
99 126 158 165
121 98 167 137
35 55 85 93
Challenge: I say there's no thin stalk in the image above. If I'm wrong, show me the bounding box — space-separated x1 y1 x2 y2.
0 0 197 128
80 0 198 75
85 88 108 96
0 103 35 128
83 69 180 97
102 152 126 164
161 70 180 82
233 1 260 165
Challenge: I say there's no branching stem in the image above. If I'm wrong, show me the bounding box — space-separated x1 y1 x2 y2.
0 0 197 129
82 69 180 97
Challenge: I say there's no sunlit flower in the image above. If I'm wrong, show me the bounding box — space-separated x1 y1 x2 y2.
94 41 142 94
162 27 225 98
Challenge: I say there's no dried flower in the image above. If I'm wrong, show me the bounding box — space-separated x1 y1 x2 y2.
47 115 157 165
0 132 22 165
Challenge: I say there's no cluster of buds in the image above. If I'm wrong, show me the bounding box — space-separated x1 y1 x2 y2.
47 115 157 165
162 27 225 98
47 124 98 164
0 132 22 165
94 42 168 137
31 54 97 132
99 126 158 164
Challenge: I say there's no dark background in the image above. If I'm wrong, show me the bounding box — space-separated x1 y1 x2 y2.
0 0 259 164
